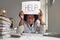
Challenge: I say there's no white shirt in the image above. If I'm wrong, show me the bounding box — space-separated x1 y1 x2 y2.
17 19 44 34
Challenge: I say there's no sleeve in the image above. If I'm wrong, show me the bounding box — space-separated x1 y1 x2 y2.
35 19 44 34
17 25 24 34
36 19 40 27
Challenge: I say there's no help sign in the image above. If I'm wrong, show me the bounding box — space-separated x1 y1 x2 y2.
22 1 41 14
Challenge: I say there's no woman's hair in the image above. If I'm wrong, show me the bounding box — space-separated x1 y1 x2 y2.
24 14 38 21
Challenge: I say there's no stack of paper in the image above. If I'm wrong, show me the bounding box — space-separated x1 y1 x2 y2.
0 16 11 37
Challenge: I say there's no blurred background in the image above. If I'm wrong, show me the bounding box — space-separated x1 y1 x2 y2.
0 0 60 34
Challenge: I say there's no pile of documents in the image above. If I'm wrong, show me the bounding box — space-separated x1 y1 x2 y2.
0 16 11 37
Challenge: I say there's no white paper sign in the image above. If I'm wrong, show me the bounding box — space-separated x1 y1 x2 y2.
22 1 41 14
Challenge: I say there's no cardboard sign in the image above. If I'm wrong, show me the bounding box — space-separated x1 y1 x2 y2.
22 1 41 14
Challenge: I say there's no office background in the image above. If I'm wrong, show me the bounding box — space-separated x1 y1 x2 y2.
0 0 60 33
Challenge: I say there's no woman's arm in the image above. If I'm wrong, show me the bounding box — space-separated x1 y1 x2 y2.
38 9 44 25
19 11 24 26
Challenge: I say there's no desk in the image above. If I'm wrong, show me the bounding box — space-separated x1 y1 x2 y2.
0 33 60 40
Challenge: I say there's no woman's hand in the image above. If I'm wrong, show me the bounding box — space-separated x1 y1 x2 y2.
38 9 43 20
38 9 45 25
19 11 24 20
19 11 24 26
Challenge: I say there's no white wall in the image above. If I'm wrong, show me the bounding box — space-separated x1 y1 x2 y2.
48 0 60 33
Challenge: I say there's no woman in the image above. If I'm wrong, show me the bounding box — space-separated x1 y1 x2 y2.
17 9 44 34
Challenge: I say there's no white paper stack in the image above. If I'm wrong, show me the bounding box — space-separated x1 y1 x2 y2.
0 16 11 37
